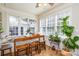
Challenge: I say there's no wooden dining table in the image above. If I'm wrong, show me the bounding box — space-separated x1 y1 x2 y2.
14 34 46 56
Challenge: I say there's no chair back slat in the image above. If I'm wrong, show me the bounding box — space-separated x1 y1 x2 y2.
14 37 26 42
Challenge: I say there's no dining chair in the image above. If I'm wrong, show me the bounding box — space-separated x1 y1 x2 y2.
29 34 40 55
39 35 46 51
30 41 40 55
14 37 30 56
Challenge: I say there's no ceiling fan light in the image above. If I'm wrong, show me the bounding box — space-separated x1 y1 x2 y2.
36 3 54 8
43 3 48 6
38 4 42 7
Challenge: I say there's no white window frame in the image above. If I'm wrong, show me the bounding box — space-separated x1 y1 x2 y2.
40 8 72 37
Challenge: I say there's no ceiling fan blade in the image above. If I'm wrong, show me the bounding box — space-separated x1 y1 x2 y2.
35 3 39 8
49 3 54 6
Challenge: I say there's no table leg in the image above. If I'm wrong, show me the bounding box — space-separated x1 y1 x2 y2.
10 48 12 56
1 50 4 56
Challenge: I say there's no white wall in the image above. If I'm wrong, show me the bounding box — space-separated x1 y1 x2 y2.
72 4 79 36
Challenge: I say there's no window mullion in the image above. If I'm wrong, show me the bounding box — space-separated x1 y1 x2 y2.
55 15 57 34
18 17 21 36
45 17 47 36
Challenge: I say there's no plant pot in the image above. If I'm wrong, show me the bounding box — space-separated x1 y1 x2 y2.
61 50 71 56
63 47 70 52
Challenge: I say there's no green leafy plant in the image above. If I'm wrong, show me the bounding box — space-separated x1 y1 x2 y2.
49 33 60 49
63 38 79 51
0 25 3 39
61 16 79 51
26 28 31 35
73 36 79 42
0 25 3 33
49 33 60 43
49 35 54 41
27 28 30 33
62 16 74 37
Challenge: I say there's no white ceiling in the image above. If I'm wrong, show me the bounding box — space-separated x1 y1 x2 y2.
4 3 63 15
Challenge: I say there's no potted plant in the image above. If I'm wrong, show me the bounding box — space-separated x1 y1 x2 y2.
61 16 79 55
49 35 54 41
26 28 33 36
49 33 61 50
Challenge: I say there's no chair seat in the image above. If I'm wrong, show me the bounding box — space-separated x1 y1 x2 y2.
39 41 46 50
40 42 45 45
16 44 29 50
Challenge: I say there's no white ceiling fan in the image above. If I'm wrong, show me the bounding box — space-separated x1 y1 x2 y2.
35 3 54 8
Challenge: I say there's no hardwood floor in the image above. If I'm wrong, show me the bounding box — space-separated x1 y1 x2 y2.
35 46 62 56
1 46 62 56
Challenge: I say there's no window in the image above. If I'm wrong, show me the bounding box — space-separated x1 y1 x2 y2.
20 18 29 36
40 18 46 35
40 8 72 36
29 19 35 34
46 15 55 36
9 16 36 36
9 16 19 36
21 27 23 35
9 26 18 35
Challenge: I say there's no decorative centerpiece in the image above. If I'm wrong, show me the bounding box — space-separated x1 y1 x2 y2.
26 28 32 36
